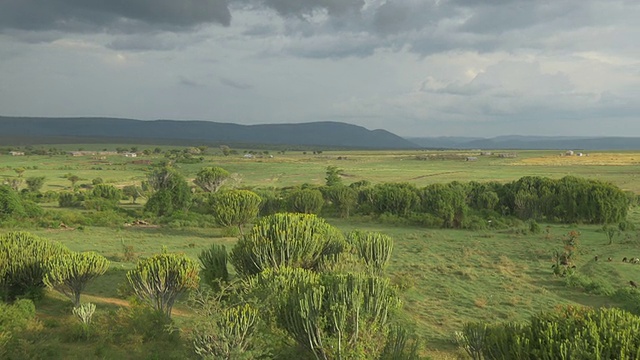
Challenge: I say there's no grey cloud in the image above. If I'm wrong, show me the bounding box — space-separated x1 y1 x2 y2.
0 0 231 33
180 77 206 88
220 77 253 90
258 0 365 17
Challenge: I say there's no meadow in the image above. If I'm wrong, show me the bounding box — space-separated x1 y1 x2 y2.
2 145 640 359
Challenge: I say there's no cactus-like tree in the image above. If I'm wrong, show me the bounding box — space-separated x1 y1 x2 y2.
44 251 110 307
348 231 393 275
0 231 69 301
210 190 261 235
199 244 229 291
127 252 200 318
194 166 230 193
230 213 345 277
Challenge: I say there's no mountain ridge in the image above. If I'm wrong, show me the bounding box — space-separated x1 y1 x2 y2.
0 116 418 149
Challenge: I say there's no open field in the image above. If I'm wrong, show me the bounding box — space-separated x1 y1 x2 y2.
3 146 640 358
3 147 640 192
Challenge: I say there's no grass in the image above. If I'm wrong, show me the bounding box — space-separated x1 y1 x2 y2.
3 148 640 192
3 146 640 358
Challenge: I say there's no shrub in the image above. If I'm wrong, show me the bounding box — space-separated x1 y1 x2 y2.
127 252 200 318
0 185 26 219
286 188 324 214
199 244 229 291
44 251 110 306
0 232 69 301
230 213 345 277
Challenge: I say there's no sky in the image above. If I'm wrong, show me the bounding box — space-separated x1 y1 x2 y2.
1 0 639 138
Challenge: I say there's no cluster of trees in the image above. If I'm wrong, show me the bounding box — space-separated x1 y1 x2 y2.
456 305 640 359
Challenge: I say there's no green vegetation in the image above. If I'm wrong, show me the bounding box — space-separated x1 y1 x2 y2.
1 146 640 358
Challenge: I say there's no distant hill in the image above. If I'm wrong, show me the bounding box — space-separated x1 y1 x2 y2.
0 116 418 149
407 135 640 150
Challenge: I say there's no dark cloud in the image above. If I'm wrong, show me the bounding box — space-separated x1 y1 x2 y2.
0 0 231 33
220 77 252 90
258 0 364 17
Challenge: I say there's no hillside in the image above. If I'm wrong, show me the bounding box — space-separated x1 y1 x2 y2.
408 135 640 150
0 116 418 149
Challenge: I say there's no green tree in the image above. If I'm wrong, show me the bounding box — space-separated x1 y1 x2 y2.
419 183 468 228
194 166 230 193
199 244 229 291
25 176 45 193
230 213 345 277
323 185 357 218
287 188 324 214
0 232 69 301
144 166 192 216
0 185 26 219
126 252 200 318
44 252 110 307
67 174 80 188
348 231 393 275
603 224 620 245
325 165 343 187
370 183 420 217
123 185 143 204
13 167 26 178
210 190 262 235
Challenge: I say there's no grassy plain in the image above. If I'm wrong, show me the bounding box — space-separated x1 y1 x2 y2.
3 146 640 358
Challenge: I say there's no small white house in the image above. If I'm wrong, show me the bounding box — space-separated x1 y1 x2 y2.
9 151 25 156
123 152 138 158
243 154 254 159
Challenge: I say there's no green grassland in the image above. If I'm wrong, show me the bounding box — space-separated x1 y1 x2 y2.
3 146 640 359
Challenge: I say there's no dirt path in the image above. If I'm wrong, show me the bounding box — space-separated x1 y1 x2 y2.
82 294 191 317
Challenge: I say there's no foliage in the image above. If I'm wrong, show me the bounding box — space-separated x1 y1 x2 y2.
199 244 229 291
191 302 260 360
0 299 37 357
348 230 394 275
25 176 45 193
44 251 110 306
323 185 358 218
419 182 468 228
0 231 69 301
602 224 620 245
144 166 192 216
230 213 345 277
91 184 122 201
126 252 200 318
369 183 420 217
0 185 26 219
210 190 262 234
122 185 143 204
250 267 401 359
457 306 640 359
194 166 230 193
325 165 344 187
286 188 324 214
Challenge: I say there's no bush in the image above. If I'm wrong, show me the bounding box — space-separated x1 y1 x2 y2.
0 232 69 301
0 185 26 219
286 188 324 214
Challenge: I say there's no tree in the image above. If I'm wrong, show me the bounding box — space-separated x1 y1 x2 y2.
230 213 345 277
194 166 230 193
287 188 324 214
0 185 26 219
198 244 229 291
91 184 122 201
127 252 200 318
144 166 192 216
44 251 110 307
123 185 143 204
25 177 45 193
323 185 357 218
13 167 26 178
0 232 69 301
67 174 80 188
220 145 231 156
325 166 343 187
347 231 393 275
210 190 262 235
603 224 620 245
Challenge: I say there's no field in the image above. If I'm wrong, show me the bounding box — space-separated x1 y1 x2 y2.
2 146 640 359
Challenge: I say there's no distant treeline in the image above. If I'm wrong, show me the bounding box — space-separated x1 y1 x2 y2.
257 175 633 228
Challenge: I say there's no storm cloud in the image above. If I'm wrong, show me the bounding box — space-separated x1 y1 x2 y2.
1 0 639 137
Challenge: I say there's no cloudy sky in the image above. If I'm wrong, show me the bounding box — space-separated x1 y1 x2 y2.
1 0 639 137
